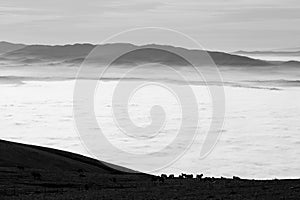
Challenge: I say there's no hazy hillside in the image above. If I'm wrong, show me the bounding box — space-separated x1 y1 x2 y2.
4 43 95 60
0 41 25 55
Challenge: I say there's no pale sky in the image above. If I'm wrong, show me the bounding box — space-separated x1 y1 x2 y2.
0 0 299 51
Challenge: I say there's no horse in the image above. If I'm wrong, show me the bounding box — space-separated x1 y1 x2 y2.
196 174 203 179
185 174 193 179
168 174 175 179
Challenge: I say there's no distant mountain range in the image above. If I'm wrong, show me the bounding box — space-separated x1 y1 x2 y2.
233 50 300 56
271 47 300 52
0 42 298 67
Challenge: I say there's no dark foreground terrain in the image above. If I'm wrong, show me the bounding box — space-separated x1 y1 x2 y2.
1 139 300 200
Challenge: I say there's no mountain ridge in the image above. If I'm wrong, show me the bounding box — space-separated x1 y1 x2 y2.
0 42 277 67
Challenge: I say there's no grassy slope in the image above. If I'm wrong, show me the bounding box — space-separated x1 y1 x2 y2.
0 139 136 173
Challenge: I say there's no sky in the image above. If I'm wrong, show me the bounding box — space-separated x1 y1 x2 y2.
0 0 300 51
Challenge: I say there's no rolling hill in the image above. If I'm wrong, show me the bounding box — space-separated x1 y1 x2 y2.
0 139 136 174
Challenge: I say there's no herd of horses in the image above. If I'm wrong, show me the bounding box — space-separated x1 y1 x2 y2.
151 173 204 183
16 165 241 184
151 173 242 183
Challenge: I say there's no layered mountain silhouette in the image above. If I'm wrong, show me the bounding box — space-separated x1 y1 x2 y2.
1 42 298 67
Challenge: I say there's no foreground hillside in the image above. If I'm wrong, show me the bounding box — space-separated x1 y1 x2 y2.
0 139 300 199
0 139 137 173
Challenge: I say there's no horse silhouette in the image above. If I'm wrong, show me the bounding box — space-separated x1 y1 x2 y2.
196 174 204 179
168 174 174 179
185 174 193 179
